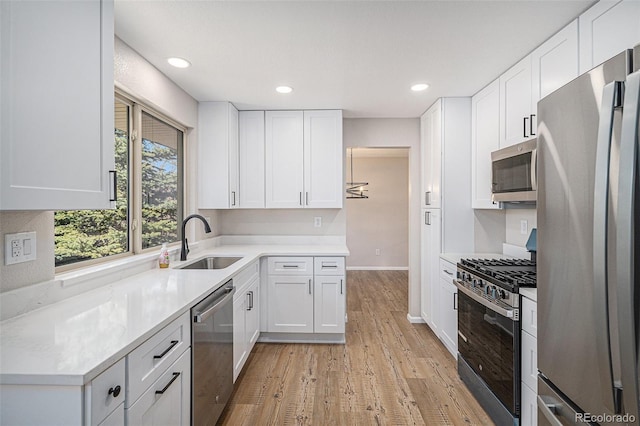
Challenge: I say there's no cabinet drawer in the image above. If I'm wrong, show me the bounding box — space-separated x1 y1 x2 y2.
126 311 191 407
126 348 191 426
314 257 345 275
89 358 125 425
439 259 457 282
521 296 537 337
268 257 313 275
234 259 260 300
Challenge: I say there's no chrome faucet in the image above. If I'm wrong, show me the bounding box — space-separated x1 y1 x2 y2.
180 214 212 261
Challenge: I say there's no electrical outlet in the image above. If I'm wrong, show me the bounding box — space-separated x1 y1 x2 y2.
520 220 528 235
314 217 322 228
375 249 381 256
5 232 37 265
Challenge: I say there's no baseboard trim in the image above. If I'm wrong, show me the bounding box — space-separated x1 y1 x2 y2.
346 266 409 271
406 314 425 324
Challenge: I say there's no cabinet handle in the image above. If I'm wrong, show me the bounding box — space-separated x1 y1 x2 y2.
300 192 303 206
109 170 117 202
154 340 179 359
529 114 536 136
444 270 453 276
340 279 343 295
425 211 431 225
108 385 121 398
155 372 180 395
282 265 298 269
425 191 431 205
306 192 309 206
523 116 529 138
232 191 236 206
309 279 312 295
322 264 338 268
453 293 458 310
247 291 253 310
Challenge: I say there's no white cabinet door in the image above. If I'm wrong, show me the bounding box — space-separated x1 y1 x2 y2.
233 294 248 382
520 382 538 426
245 277 260 347
579 0 640 74
420 209 441 333
472 79 501 209
421 101 442 209
313 275 345 334
265 111 304 208
126 349 191 426
521 329 538 393
531 20 579 105
304 110 343 208
267 275 314 332
499 55 534 148
438 277 458 359
0 0 115 210
198 102 239 209
238 111 265 208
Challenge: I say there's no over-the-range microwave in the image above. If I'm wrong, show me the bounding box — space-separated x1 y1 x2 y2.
491 139 537 203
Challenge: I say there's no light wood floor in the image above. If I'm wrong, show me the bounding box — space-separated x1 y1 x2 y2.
219 270 493 425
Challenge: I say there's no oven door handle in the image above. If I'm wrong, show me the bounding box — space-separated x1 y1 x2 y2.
455 281 517 320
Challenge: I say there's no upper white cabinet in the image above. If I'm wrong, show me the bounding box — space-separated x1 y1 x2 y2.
471 79 501 209
0 0 115 210
198 102 239 209
265 110 343 209
531 20 579 103
238 111 266 208
421 100 442 209
499 55 533 148
579 0 640 74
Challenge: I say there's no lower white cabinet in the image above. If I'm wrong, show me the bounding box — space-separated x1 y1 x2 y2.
99 403 124 426
233 275 260 382
266 256 345 335
126 349 191 426
420 209 441 332
520 294 538 426
437 259 458 358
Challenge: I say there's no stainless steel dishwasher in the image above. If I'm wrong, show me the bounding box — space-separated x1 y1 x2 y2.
192 280 235 426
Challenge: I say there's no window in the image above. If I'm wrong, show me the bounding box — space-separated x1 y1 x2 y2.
54 94 184 268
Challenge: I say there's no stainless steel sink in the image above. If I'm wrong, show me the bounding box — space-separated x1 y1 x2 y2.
178 256 242 270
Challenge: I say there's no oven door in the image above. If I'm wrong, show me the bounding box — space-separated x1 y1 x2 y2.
457 286 520 415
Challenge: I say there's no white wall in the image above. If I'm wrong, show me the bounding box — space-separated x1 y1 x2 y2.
0 38 202 293
346 155 409 269
505 208 537 247
218 208 345 236
343 118 421 317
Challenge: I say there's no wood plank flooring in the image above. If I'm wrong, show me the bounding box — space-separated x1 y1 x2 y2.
219 270 493 425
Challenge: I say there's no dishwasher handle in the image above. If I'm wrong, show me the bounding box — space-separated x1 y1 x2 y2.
193 284 236 323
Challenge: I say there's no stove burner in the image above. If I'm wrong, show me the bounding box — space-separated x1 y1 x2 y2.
458 258 537 292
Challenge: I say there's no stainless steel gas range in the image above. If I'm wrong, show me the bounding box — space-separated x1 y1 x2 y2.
454 258 536 426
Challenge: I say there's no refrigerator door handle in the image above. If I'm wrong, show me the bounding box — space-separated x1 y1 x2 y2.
531 148 538 191
593 80 622 414
617 69 640 420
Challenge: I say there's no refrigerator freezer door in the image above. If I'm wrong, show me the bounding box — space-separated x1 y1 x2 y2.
616 68 640 421
537 50 630 420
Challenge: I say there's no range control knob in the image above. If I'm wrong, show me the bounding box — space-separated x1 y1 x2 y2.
472 279 477 288
477 279 484 288
484 285 490 296
490 286 497 299
457 271 462 280
499 289 507 299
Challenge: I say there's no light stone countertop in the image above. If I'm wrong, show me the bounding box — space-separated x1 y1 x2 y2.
519 287 537 302
0 244 349 387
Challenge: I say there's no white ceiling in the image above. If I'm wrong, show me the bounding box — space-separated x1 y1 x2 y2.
114 0 595 118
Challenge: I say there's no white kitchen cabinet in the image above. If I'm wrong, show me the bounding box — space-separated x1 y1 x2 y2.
420 209 441 332
239 111 266 208
579 0 640 74
499 55 534 148
198 101 239 209
265 110 343 209
88 358 126 425
531 20 579 104
520 294 538 426
438 259 458 359
313 257 346 334
126 349 191 426
233 260 260 382
0 0 115 210
471 79 502 209
421 100 442 208
267 274 314 333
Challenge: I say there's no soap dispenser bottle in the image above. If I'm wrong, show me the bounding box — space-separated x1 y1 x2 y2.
159 243 170 268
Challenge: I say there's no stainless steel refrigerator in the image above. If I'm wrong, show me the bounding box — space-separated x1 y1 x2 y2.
537 45 640 425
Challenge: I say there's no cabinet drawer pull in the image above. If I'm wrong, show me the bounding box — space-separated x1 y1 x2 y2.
246 291 254 310
154 340 179 359
340 279 343 295
232 191 236 206
322 264 338 268
299 192 303 206
443 270 453 276
309 279 312 295
282 265 298 269
306 192 309 206
453 293 458 310
108 385 121 398
523 116 529 138
425 191 431 205
109 170 117 202
155 372 180 395
529 114 536 136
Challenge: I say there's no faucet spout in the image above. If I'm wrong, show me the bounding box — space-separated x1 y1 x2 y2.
180 214 212 261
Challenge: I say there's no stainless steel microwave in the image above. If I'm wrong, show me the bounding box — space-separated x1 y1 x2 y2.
491 139 537 203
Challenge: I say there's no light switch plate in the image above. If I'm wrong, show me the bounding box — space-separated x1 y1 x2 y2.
5 232 37 265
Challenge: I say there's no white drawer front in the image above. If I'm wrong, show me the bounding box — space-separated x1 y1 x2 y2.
126 348 191 426
126 311 190 407
90 357 125 425
439 259 457 282
268 257 313 275
314 257 345 275
234 259 260 301
521 296 537 337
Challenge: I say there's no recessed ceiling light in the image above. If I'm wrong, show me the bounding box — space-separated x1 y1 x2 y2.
167 57 191 68
276 86 293 94
411 83 429 92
